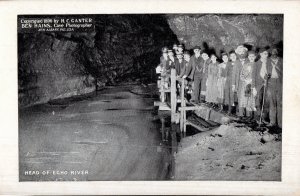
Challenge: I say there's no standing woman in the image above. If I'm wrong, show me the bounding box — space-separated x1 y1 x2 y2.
238 51 257 118
200 51 210 102
206 53 219 107
217 53 229 111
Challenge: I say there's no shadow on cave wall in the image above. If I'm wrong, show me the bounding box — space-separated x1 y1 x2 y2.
86 15 178 85
18 14 178 107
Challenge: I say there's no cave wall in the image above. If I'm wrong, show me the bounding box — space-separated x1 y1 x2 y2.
167 14 283 55
18 32 96 107
18 14 178 107
84 15 178 85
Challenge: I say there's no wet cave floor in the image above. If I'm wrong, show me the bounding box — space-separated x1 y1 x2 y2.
19 84 177 181
19 83 281 181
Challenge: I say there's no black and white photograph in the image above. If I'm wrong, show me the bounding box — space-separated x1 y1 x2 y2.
1 0 300 195
18 14 283 181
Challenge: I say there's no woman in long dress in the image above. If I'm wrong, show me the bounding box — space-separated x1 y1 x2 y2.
237 51 256 118
206 53 219 107
217 53 229 111
200 51 210 101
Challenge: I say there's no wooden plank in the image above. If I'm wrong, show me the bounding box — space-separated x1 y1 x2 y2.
191 116 212 128
186 120 210 132
160 76 166 102
170 69 177 123
159 104 171 111
176 78 183 83
180 111 184 132
159 89 171 93
179 106 201 111
207 120 220 127
155 101 171 111
154 101 161 106
181 78 186 134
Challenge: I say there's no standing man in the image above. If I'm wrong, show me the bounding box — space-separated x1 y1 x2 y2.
174 51 185 76
156 47 168 74
177 44 184 55
235 45 249 115
167 49 176 72
266 48 282 127
156 47 169 88
181 51 193 79
237 51 257 118
252 48 272 124
236 45 249 67
180 51 194 97
172 43 178 54
190 46 204 103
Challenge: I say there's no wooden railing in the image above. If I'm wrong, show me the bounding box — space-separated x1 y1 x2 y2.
156 68 188 134
156 68 226 136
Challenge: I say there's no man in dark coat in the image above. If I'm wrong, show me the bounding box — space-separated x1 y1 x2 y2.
174 52 185 76
167 49 176 68
180 51 193 79
179 51 194 96
266 48 282 127
224 51 240 114
190 46 204 103
252 48 273 124
230 52 243 115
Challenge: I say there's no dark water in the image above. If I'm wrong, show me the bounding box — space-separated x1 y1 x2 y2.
19 85 180 181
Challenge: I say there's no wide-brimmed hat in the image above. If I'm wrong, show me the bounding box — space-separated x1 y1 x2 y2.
183 51 190 56
248 50 256 55
161 47 168 53
221 52 229 57
193 46 201 50
176 51 183 56
259 47 269 54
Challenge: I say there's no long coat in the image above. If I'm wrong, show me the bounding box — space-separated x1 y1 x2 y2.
201 59 211 95
190 55 204 79
179 60 193 79
167 57 176 70
174 59 185 76
252 59 273 92
159 56 169 76
217 62 228 103
224 61 236 106
206 62 219 103
238 61 256 110
232 60 243 92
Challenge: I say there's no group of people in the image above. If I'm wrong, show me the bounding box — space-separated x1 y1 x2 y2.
156 44 282 128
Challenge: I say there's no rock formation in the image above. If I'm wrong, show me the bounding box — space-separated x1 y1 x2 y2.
19 14 283 107
167 14 283 55
18 14 178 107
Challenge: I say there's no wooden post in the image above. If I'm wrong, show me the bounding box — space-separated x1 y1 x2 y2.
161 117 165 141
160 75 165 103
180 78 186 133
170 69 177 123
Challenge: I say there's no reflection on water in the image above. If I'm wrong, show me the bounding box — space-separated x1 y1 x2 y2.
152 107 199 179
20 84 205 181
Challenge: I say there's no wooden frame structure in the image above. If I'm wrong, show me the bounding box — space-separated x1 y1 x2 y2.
155 68 234 136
